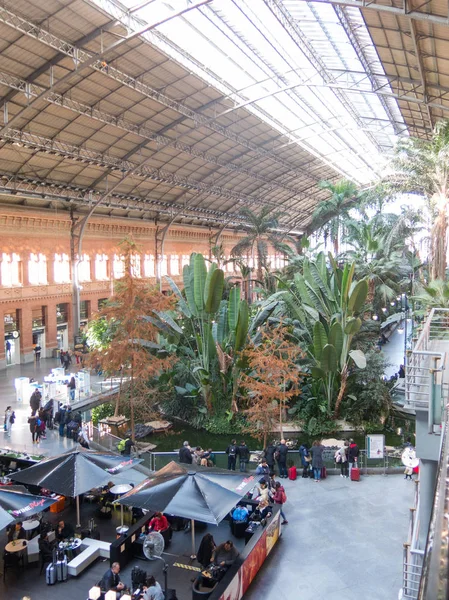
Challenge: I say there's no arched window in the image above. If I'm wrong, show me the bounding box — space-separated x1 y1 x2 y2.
1 253 21 286
113 254 125 279
95 254 109 280
54 253 70 283
144 254 155 278
78 254 91 282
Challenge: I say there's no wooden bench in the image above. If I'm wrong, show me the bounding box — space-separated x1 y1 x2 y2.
67 537 110 577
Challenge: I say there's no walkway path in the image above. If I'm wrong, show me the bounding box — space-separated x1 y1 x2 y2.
244 472 412 600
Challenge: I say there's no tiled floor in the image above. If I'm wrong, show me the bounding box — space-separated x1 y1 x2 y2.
0 359 414 599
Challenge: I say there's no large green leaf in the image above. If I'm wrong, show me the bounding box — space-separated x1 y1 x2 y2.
215 300 228 345
311 366 325 379
313 321 328 361
348 279 368 313
349 349 366 369
228 287 241 332
165 276 191 317
205 269 224 314
183 264 197 316
344 317 362 335
341 262 355 309
234 300 249 352
320 344 337 373
203 262 217 306
154 311 183 334
193 253 207 312
329 322 343 358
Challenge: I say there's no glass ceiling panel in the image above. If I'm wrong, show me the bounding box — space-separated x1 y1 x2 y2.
99 0 405 184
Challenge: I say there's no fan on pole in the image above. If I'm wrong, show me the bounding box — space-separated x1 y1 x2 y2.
143 532 168 595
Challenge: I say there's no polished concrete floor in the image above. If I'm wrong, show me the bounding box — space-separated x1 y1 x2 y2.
0 359 414 599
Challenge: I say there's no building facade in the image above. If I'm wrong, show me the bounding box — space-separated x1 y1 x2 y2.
0 207 286 370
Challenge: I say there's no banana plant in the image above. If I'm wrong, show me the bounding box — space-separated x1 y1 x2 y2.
165 253 223 408
276 252 368 415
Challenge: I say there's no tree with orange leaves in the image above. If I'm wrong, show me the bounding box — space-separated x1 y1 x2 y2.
87 238 176 439
239 323 304 446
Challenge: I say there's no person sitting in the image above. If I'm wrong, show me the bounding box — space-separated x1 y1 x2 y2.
196 533 216 569
7 521 26 542
148 512 169 533
255 459 270 484
253 481 270 503
100 561 125 597
143 575 164 600
250 500 272 522
211 540 239 578
38 531 56 563
56 519 75 541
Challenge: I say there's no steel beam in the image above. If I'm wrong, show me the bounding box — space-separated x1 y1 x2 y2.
409 18 433 127
0 71 312 197
299 0 449 26
0 4 331 183
0 127 293 211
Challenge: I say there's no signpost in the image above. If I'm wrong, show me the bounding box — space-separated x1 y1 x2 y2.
366 434 385 459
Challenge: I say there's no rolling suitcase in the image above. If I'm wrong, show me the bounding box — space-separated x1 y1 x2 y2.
288 466 297 480
351 466 360 481
56 556 68 582
320 466 327 480
46 562 56 585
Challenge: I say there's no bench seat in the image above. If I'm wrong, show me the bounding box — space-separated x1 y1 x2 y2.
67 537 111 576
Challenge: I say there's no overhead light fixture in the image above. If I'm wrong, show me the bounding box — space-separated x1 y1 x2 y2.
372 315 379 321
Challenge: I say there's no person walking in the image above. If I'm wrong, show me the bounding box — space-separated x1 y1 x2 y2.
34 344 41 363
275 439 288 478
255 459 271 484
67 376 76 402
310 440 325 482
273 481 288 524
225 439 238 471
55 404 66 437
238 440 250 472
335 441 349 478
348 439 360 479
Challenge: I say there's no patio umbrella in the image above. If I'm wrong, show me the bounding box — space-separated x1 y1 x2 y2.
10 449 143 527
0 485 58 531
116 461 256 556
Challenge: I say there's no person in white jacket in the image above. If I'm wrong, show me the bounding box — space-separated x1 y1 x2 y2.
335 441 349 478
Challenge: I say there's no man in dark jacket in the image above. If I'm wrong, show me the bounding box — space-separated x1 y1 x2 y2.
100 562 125 595
276 439 289 478
122 438 137 457
7 521 26 542
264 442 276 472
30 390 41 416
237 441 250 472
348 439 360 478
225 440 238 471
179 441 193 464
38 531 56 562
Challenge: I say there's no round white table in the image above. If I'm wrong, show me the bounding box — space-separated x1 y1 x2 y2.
22 519 40 532
5 540 28 553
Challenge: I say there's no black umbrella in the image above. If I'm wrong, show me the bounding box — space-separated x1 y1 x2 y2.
0 485 58 531
116 461 256 555
10 449 143 526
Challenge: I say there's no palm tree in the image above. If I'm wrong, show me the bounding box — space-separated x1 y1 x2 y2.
231 206 284 286
310 179 360 255
389 119 449 280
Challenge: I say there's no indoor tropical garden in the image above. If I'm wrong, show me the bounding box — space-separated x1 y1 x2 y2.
86 120 449 452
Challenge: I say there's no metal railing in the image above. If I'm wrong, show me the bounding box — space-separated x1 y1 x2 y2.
402 479 424 599
405 309 447 424
417 404 449 599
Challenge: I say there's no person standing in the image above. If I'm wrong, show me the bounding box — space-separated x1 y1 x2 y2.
55 404 66 437
264 441 276 473
28 415 39 443
5 340 11 360
238 440 250 472
67 376 76 402
29 389 41 416
299 443 310 478
34 344 41 363
310 440 325 482
4 406 14 438
348 439 360 479
275 439 288 478
197 533 216 568
255 458 271 484
225 439 238 471
335 441 349 478
178 441 193 464
273 481 288 524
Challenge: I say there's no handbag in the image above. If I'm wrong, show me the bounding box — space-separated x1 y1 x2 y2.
335 452 342 463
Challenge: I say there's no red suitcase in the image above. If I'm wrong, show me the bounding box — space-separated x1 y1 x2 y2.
320 466 327 480
351 467 360 481
288 466 297 480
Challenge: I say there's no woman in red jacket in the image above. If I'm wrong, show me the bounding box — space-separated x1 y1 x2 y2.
273 481 288 525
148 512 169 532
